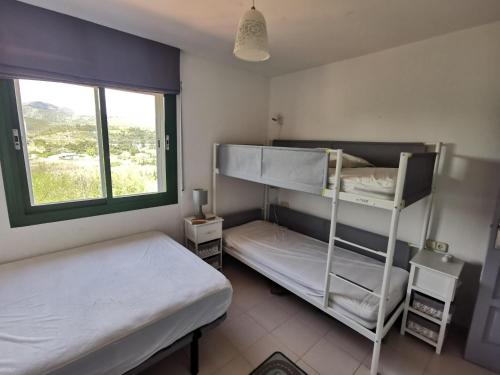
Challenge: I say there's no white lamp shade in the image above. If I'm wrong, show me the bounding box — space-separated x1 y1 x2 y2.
234 7 270 62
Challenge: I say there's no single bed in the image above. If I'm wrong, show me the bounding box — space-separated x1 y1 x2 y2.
223 220 408 329
0 232 232 375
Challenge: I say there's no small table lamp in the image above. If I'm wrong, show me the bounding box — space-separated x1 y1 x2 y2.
193 189 208 219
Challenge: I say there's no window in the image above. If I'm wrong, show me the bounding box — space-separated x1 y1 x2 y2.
0 79 177 227
105 88 165 197
17 79 105 205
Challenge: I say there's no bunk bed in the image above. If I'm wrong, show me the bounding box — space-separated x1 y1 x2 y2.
212 140 441 375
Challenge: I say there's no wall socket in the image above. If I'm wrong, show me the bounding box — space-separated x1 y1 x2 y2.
425 239 449 253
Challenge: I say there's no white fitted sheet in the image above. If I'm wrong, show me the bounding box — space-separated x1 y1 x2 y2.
0 232 232 375
328 167 398 199
223 221 408 328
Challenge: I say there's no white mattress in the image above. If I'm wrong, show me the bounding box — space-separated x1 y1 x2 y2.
0 232 232 375
223 221 408 329
328 167 398 200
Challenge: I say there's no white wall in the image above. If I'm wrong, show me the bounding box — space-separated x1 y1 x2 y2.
268 22 500 324
0 52 269 264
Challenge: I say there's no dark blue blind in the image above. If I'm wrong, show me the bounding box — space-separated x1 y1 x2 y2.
0 0 180 93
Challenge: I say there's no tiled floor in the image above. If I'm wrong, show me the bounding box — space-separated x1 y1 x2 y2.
144 257 498 375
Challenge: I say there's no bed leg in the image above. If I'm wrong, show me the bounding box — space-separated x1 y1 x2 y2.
370 340 381 375
190 330 201 375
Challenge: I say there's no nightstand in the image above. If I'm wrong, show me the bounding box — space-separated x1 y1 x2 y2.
400 249 464 354
184 216 224 270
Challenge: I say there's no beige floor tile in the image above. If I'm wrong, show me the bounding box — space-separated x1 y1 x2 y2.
243 333 299 367
353 365 371 375
302 338 360 375
265 293 304 317
439 328 466 357
296 359 320 375
219 313 267 351
248 297 293 332
214 354 253 375
272 317 324 356
231 285 268 311
324 321 372 362
384 328 434 364
226 301 245 321
362 340 430 375
295 305 338 336
197 329 239 375
425 352 498 375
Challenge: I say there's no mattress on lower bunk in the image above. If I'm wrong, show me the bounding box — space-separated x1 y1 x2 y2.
0 232 232 375
328 167 398 200
223 220 408 329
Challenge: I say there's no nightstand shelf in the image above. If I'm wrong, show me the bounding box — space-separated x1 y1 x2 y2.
401 249 464 354
184 216 224 270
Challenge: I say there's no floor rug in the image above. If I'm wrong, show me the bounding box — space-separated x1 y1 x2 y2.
250 352 308 375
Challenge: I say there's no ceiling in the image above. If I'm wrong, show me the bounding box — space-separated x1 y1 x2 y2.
19 0 500 77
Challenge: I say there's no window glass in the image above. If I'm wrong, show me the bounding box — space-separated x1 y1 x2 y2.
105 88 164 197
17 79 104 205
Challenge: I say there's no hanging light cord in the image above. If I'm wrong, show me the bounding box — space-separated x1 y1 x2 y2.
252 0 255 10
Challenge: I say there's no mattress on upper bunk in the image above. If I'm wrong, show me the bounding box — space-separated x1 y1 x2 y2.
0 232 232 375
223 220 408 329
328 167 398 200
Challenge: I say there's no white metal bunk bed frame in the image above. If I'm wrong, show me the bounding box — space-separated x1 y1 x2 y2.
212 142 442 375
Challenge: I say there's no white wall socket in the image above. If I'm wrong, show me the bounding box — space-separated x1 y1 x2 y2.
426 239 449 252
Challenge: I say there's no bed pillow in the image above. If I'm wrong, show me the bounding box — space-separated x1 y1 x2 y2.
329 153 374 168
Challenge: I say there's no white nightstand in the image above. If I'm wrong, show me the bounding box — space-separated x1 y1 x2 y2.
184 216 224 270
401 249 464 354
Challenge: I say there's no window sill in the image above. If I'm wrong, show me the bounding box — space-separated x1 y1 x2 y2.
8 193 177 227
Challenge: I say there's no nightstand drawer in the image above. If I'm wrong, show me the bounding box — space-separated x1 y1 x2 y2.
196 222 222 243
412 267 456 301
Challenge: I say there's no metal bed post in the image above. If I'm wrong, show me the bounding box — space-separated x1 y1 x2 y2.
322 149 343 308
263 185 270 221
212 143 219 216
418 142 442 250
370 152 410 375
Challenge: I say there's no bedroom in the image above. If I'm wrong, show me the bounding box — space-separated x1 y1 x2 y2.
0 0 499 374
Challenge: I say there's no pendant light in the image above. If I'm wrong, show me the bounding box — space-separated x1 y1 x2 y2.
233 0 270 62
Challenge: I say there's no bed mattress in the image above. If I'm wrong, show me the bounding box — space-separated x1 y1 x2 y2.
223 221 408 329
0 232 232 375
328 167 398 200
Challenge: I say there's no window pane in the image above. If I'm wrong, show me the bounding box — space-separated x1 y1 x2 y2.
105 88 163 197
17 79 104 205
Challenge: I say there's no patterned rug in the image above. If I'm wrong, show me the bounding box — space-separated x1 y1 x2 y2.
250 352 308 375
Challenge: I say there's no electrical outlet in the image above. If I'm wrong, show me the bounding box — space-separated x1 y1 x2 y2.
435 241 449 252
425 239 449 252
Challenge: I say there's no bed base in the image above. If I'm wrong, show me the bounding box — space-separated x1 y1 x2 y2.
125 314 226 375
224 246 403 342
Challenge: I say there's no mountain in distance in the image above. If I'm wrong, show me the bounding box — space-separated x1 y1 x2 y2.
22 101 74 125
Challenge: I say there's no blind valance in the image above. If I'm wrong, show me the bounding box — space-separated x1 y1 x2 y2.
0 0 180 93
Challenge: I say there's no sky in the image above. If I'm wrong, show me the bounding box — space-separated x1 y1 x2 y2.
18 79 157 129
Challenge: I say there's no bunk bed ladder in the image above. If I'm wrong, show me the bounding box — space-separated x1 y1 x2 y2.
369 152 410 375
322 150 343 308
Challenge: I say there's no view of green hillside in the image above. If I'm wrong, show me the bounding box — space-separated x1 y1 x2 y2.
23 101 159 205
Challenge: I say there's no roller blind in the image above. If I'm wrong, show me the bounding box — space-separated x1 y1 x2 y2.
0 0 180 93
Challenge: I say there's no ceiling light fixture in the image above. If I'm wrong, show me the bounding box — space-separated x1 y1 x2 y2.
233 0 270 62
